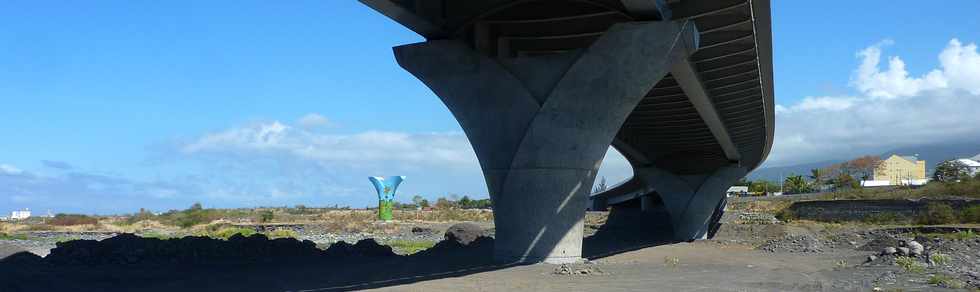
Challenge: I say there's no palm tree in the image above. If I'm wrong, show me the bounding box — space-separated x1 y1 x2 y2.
808 169 823 184
808 168 825 190
783 175 810 194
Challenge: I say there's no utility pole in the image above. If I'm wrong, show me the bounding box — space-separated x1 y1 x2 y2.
779 172 784 194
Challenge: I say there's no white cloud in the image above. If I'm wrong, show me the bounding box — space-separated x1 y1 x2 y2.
937 39 980 94
297 113 333 129
180 121 477 167
0 164 23 175
850 39 980 99
767 38 980 167
779 96 857 113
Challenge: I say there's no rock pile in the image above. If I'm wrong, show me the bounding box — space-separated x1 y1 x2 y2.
45 233 328 265
552 262 604 276
877 240 924 257
444 222 486 246
758 234 825 253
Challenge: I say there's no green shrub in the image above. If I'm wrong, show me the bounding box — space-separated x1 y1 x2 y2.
950 230 977 240
257 210 274 223
895 256 925 273
962 205 980 223
0 232 28 240
48 214 99 226
125 208 156 224
915 203 958 225
160 203 225 228
774 208 797 222
927 274 964 288
929 253 951 266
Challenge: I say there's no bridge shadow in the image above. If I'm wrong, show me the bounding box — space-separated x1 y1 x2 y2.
0 208 676 292
0 234 514 292
584 203 679 260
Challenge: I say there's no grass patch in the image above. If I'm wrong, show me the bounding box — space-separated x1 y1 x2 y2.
663 256 680 268
48 214 99 226
929 253 951 266
816 179 980 200
203 227 257 240
927 274 964 289
0 232 28 240
895 256 926 273
52 236 80 243
23 224 54 231
385 239 436 255
949 230 977 240
139 231 176 240
266 229 298 239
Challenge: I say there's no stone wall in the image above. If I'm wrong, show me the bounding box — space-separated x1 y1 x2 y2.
788 199 979 222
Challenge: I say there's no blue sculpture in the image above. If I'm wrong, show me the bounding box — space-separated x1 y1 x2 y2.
368 176 405 221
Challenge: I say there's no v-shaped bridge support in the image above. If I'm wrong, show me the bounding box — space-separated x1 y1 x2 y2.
395 21 698 263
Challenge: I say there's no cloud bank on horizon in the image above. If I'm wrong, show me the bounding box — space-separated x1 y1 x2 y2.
766 38 980 167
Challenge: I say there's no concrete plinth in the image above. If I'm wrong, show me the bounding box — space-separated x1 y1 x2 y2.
394 21 698 263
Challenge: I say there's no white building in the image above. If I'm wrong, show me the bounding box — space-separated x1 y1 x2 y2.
955 158 980 177
10 208 31 220
726 186 749 197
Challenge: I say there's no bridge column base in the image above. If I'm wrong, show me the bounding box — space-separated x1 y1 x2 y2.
393 21 697 263
636 166 747 241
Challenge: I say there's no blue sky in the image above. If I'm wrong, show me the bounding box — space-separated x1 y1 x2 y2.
3 1 980 214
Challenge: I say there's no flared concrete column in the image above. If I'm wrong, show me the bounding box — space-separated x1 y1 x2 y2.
395 21 698 263
635 165 747 241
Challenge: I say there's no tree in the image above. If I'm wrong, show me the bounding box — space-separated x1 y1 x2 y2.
846 155 883 180
593 176 608 193
783 175 811 194
419 199 430 208
749 180 779 193
833 173 860 190
435 197 453 210
411 195 425 207
458 196 473 209
258 210 274 223
808 168 825 187
933 160 970 182
189 202 203 211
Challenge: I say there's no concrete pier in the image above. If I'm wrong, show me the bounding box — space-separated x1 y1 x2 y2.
361 0 775 264
395 21 698 263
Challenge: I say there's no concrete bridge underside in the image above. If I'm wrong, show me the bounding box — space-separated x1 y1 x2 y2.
361 0 774 264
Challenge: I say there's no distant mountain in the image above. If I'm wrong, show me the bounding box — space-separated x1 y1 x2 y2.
748 160 837 181
748 141 980 182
